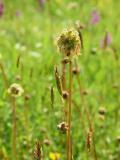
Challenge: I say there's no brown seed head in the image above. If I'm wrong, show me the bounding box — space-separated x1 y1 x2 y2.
72 67 80 75
98 107 106 115
86 128 92 152
24 94 31 101
57 122 68 134
33 141 42 160
62 90 69 99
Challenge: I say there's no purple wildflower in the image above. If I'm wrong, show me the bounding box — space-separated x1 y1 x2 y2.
39 0 46 7
91 9 100 25
0 3 4 17
15 10 21 17
101 32 112 49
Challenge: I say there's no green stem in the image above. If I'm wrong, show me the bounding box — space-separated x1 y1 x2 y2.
68 60 72 160
0 63 9 88
12 97 17 160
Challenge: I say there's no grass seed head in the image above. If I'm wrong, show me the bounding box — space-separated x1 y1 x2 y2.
33 141 42 160
86 128 93 152
8 83 24 97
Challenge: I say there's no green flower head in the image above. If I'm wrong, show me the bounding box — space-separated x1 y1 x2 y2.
57 28 81 57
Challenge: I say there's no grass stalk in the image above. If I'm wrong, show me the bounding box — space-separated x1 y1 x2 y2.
0 63 9 88
12 97 17 160
75 60 97 160
67 60 72 160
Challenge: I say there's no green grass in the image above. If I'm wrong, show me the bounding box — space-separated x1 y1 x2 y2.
0 0 120 159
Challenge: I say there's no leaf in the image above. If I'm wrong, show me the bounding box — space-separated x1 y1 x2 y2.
54 66 63 96
50 86 54 109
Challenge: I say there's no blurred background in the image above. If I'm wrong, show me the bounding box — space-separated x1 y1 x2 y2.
0 0 120 160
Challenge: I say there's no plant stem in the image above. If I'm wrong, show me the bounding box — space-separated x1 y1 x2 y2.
76 66 97 160
61 56 66 90
0 63 9 88
12 97 17 160
24 100 30 152
68 60 72 160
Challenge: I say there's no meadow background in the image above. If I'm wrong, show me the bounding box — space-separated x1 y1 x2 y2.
0 0 120 159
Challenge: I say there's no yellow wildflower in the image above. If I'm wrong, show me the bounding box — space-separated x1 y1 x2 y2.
49 152 61 160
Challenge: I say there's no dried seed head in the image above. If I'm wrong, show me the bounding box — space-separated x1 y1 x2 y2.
8 83 24 97
43 139 51 146
57 122 68 134
72 68 80 75
98 107 106 115
86 128 92 152
57 28 81 57
24 94 31 101
33 141 42 160
62 90 69 99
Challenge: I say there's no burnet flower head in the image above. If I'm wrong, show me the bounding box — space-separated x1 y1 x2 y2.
8 83 24 98
57 28 81 57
